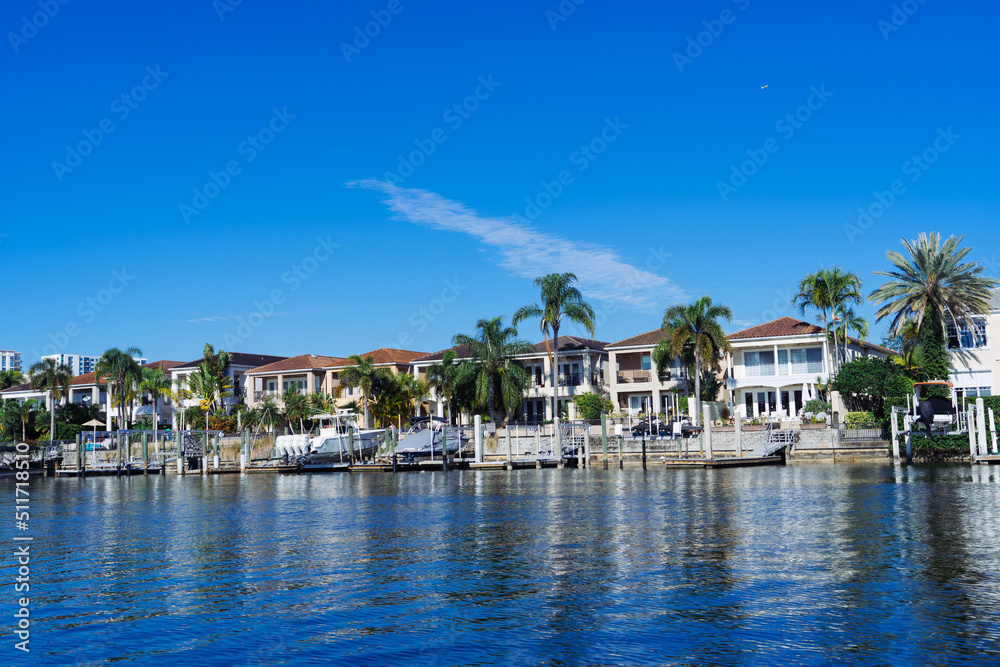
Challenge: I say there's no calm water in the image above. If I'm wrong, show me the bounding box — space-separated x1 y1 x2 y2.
7 465 1000 666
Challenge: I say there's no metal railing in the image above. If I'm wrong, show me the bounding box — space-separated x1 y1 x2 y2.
839 424 890 444
617 370 651 383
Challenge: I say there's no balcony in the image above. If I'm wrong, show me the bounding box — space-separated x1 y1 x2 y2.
253 390 279 402
559 373 583 387
616 369 652 384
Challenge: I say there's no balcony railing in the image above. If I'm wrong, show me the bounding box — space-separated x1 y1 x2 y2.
559 373 583 386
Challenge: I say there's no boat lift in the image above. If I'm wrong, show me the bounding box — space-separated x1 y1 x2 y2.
890 381 998 463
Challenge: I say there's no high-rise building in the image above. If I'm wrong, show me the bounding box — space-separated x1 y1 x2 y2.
40 354 148 376
1 350 21 373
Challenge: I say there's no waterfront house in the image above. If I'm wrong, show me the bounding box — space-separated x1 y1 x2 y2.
725 317 893 419
411 336 609 422
605 330 690 418
243 348 428 424
948 287 1000 399
170 352 287 427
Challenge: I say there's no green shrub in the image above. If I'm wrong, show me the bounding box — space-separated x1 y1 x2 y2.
896 433 971 459
845 411 880 427
573 393 615 420
679 396 689 414
804 399 831 414
831 357 914 415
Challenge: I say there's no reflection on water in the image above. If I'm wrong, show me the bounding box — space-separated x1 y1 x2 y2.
12 465 1000 666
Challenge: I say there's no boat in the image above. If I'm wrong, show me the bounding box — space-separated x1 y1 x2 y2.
393 418 468 459
261 410 386 471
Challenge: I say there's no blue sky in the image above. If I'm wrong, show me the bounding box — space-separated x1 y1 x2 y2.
2 0 997 366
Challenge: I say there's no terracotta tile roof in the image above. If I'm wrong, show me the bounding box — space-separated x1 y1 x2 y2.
146 360 184 373
247 354 346 375
71 372 99 386
728 317 824 340
346 348 428 365
606 328 668 349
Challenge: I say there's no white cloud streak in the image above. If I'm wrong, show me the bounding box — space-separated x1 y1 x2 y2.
351 180 685 309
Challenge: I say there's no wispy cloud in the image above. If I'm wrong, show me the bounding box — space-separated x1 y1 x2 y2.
350 181 685 309
179 310 339 324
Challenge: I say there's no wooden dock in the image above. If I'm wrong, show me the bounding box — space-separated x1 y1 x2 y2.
975 455 1000 465
57 466 163 477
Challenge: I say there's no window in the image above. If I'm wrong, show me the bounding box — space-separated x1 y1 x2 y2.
744 351 775 377
948 318 988 350
641 354 651 371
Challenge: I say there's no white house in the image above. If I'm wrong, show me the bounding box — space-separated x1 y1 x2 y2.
948 288 1000 399
726 317 895 419
170 352 287 427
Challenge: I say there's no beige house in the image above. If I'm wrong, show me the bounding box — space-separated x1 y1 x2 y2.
243 348 428 424
948 288 1000 399
606 330 689 418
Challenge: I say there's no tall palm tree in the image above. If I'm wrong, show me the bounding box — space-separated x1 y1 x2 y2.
139 366 175 443
338 355 394 428
95 347 143 431
793 266 864 373
393 373 427 426
653 296 732 426
513 273 596 421
202 343 233 407
870 233 999 381
0 369 25 390
453 317 534 425
9 399 38 442
28 358 73 442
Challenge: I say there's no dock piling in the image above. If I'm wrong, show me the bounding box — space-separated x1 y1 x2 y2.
583 428 590 468
214 433 220 470
347 429 355 465
735 415 743 457
704 405 713 461
601 413 608 470
506 426 512 466
618 435 623 470
442 426 448 472
990 408 997 455
177 432 184 475
976 398 988 459
142 432 149 476
474 415 483 463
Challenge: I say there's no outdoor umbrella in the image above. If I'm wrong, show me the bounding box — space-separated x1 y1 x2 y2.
82 419 104 451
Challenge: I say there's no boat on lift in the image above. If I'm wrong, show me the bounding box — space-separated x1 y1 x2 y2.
394 417 468 459
269 410 386 470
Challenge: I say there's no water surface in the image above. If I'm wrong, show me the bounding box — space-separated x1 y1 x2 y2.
8 464 1000 666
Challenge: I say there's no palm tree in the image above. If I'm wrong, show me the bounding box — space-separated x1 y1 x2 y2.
338 355 394 428
427 350 460 424
393 373 427 427
793 266 864 373
870 233 999 381
513 273 596 421
28 358 73 442
453 317 534 425
95 347 143 431
0 369 25 390
139 366 175 443
832 307 870 361
9 399 38 442
202 343 233 407
281 387 311 434
186 363 233 417
653 296 732 426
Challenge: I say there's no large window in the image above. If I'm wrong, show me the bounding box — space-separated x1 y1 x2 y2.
744 351 775 377
948 318 988 350
745 347 822 377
